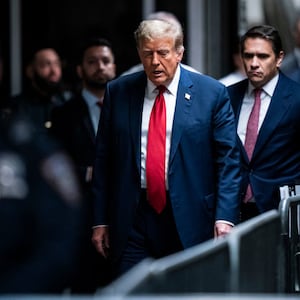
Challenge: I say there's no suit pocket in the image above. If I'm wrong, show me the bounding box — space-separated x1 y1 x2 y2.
204 193 215 210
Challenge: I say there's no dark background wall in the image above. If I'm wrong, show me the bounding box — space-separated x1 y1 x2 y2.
0 0 239 96
21 0 142 88
0 1 9 98
20 0 191 91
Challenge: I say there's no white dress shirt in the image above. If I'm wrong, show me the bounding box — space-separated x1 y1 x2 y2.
82 88 101 134
237 74 279 145
140 65 180 189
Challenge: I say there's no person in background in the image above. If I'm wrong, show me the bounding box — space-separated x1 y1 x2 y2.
280 14 300 78
0 41 83 294
227 25 300 221
219 38 246 86
0 115 83 294
91 18 241 279
121 11 199 76
51 37 116 293
6 47 71 134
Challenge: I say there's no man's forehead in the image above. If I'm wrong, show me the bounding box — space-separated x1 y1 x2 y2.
35 49 60 61
243 38 273 50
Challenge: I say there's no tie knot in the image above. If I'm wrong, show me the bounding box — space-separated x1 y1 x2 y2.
254 88 262 99
157 85 166 94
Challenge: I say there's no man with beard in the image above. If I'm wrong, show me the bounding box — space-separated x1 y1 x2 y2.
50 37 116 293
7 47 71 134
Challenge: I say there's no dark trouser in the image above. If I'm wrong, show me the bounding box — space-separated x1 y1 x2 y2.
114 189 183 278
240 202 260 222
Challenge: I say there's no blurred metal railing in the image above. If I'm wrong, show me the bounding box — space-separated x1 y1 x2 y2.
279 195 300 293
100 210 281 296
228 210 280 293
101 237 231 295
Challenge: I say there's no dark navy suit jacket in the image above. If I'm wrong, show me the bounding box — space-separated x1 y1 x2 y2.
227 72 300 213
93 67 241 261
51 94 96 188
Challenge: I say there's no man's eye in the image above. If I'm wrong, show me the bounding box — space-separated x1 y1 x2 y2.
142 52 152 57
257 54 269 59
243 53 253 59
159 51 168 56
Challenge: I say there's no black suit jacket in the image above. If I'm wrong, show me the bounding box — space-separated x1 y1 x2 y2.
51 93 97 188
51 93 110 291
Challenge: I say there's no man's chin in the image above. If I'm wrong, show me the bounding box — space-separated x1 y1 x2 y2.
149 75 166 85
87 81 107 90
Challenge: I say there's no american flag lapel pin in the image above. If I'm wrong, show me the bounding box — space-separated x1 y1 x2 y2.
185 93 191 100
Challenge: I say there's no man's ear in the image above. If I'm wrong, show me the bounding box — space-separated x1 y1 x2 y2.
76 65 83 79
276 50 285 68
26 64 34 79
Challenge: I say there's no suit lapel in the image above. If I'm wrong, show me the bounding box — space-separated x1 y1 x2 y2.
229 80 250 162
252 74 293 159
83 114 96 142
169 68 193 166
230 80 248 125
129 73 147 174
78 95 97 143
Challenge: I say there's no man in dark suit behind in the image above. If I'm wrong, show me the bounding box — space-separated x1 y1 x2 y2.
0 117 83 294
51 37 116 293
7 47 71 135
91 19 241 279
227 25 300 221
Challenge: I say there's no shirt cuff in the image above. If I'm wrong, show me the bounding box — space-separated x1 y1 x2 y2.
92 224 108 229
215 220 234 227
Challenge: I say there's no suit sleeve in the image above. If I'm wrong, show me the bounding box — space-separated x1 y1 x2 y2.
213 85 241 224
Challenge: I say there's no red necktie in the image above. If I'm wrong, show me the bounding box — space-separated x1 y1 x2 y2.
244 88 262 202
146 85 167 213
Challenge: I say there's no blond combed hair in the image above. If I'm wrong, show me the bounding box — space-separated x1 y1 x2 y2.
134 19 184 53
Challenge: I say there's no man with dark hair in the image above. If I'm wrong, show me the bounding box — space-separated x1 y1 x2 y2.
227 25 300 221
51 37 116 293
8 47 71 134
0 116 83 294
51 37 116 189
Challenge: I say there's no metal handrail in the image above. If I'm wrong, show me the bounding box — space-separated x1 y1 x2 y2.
278 195 300 293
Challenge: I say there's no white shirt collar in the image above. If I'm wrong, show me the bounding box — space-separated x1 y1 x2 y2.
247 73 279 98
82 88 100 107
146 64 181 97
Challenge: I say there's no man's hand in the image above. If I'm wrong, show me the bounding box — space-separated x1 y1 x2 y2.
91 226 109 258
214 222 233 238
85 166 93 182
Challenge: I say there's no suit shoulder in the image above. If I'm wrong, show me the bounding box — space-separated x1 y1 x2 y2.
184 70 224 89
107 72 147 95
227 79 248 92
57 94 85 110
278 72 300 91
111 71 145 85
52 95 86 120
